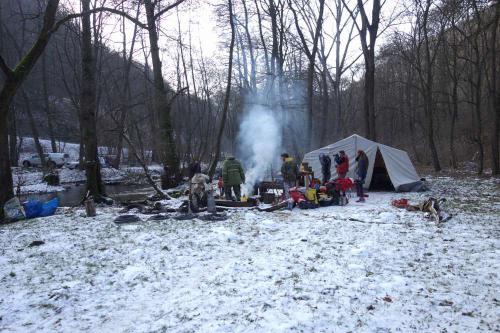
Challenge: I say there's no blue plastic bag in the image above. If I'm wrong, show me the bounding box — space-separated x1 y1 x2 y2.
40 198 59 217
23 198 59 219
23 200 43 219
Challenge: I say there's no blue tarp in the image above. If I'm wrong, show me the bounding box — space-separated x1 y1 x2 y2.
23 198 59 219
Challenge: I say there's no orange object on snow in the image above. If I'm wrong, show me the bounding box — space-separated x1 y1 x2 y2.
391 198 408 208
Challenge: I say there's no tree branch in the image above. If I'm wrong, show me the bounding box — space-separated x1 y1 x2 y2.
51 7 148 34
153 0 187 20
0 54 13 77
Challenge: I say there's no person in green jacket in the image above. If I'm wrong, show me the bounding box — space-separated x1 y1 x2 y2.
280 153 298 206
222 156 245 201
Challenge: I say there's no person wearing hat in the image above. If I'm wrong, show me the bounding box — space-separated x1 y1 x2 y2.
355 150 369 202
335 150 349 179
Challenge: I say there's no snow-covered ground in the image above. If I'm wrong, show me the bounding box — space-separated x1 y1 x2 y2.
0 175 498 332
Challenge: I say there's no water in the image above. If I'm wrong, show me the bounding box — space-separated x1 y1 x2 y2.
20 183 156 207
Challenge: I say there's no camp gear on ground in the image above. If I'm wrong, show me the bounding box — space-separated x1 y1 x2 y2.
281 157 299 182
289 188 305 204
335 178 354 193
304 188 319 204
392 198 409 208
40 198 58 217
21 198 58 219
302 134 426 192
3 197 25 222
23 200 43 219
222 157 245 186
298 200 319 209
261 192 276 204
406 197 449 223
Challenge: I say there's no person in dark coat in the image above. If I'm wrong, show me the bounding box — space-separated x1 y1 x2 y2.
319 153 331 184
355 150 369 202
222 156 245 201
334 150 349 179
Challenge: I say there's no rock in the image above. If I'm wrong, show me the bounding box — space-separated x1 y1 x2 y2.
28 240 45 247
113 215 142 224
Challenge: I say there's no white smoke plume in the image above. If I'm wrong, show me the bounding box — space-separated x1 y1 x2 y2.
237 105 282 196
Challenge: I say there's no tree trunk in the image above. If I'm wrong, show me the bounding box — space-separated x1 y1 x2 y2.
22 90 47 169
474 69 484 175
81 0 105 199
144 0 180 188
208 0 235 180
490 1 500 175
0 0 60 217
8 109 18 167
449 81 458 169
42 53 57 153
364 58 376 140
306 61 315 150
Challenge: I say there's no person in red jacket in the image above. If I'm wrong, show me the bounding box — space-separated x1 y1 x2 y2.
335 150 349 179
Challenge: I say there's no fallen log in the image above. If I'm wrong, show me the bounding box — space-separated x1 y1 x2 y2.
214 200 257 208
256 201 288 212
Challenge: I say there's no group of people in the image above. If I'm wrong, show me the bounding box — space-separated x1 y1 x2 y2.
319 150 369 202
209 149 370 204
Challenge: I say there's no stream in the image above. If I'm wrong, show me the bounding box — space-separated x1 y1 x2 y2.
20 183 156 207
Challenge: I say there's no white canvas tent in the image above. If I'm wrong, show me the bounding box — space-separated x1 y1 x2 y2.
302 134 425 191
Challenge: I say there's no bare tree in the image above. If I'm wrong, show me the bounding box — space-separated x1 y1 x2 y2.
143 0 186 188
208 0 236 180
344 0 383 140
289 0 325 151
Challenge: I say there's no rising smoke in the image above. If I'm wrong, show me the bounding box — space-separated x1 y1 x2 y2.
237 104 282 196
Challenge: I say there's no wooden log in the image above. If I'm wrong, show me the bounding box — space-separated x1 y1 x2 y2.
256 201 288 212
214 199 257 207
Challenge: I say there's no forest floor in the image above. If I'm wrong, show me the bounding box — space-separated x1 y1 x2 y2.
0 174 499 332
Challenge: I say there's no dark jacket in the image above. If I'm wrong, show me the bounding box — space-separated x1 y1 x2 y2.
319 155 331 175
222 157 245 186
281 157 298 183
356 153 369 180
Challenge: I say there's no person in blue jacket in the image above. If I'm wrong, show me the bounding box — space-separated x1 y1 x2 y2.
355 150 369 202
